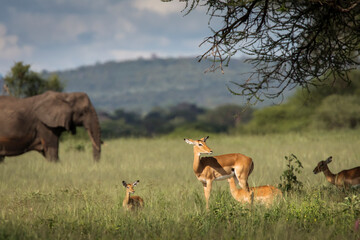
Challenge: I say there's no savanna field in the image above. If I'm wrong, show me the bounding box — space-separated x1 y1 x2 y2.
1 131 360 239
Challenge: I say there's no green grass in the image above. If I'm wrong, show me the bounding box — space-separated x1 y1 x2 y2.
1 131 360 239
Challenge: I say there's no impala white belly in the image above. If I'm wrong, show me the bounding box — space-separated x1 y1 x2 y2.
214 172 235 181
198 178 207 184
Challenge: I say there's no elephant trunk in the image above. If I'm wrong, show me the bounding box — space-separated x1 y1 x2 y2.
85 106 101 161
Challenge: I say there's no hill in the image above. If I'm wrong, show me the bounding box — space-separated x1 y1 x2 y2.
47 57 291 113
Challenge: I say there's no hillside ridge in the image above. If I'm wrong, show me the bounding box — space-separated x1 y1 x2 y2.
46 57 289 112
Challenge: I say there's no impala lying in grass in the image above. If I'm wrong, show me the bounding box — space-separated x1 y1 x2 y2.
122 180 144 210
227 177 282 206
313 156 360 188
184 136 254 209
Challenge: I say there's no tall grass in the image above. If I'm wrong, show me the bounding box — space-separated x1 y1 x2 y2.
0 130 359 239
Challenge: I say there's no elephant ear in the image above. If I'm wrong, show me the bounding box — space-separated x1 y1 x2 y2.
34 92 73 130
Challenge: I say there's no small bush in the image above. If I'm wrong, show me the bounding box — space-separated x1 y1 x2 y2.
278 154 304 193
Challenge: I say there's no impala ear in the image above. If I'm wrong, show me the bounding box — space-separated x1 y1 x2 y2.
201 136 209 142
122 181 127 187
184 138 194 145
133 180 139 186
325 156 332 164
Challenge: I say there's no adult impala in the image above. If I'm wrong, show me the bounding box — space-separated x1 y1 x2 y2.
313 156 360 188
184 136 254 209
227 177 282 206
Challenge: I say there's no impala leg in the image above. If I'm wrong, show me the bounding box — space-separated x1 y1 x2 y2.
203 180 212 209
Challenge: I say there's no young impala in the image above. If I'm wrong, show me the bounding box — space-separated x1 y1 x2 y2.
227 177 282 206
184 136 254 209
313 156 360 188
122 180 144 210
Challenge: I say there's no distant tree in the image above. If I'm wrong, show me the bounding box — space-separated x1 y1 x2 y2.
143 108 173 136
112 109 142 124
101 119 147 138
203 104 253 128
45 74 64 93
168 103 205 122
4 62 64 98
167 0 360 103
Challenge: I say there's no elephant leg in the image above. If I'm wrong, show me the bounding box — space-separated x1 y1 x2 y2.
43 135 60 162
39 127 62 162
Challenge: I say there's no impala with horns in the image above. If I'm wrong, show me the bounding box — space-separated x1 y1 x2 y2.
184 136 254 209
313 156 360 188
227 176 282 206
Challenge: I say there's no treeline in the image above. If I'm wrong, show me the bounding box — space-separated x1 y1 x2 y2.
99 103 253 138
100 69 360 138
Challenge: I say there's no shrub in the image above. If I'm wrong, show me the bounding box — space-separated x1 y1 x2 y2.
278 154 304 193
243 104 311 134
312 95 360 129
101 119 147 138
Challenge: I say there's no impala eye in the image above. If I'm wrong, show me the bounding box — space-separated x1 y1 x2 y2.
198 143 203 146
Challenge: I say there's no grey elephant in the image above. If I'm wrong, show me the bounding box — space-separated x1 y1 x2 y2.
0 91 101 162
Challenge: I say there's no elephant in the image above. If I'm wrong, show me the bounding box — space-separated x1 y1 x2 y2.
0 91 101 162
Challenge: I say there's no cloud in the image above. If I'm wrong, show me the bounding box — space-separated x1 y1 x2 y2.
7 11 91 44
0 0 214 74
6 2 138 45
0 23 33 60
132 0 185 16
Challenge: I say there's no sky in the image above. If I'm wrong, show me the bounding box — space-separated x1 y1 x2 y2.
0 0 218 75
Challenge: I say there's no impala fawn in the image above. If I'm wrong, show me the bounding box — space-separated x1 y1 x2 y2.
184 136 254 209
313 156 360 188
227 176 282 206
122 180 144 210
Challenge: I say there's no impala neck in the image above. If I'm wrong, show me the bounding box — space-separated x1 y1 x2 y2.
193 148 203 175
322 167 336 185
228 178 238 196
124 190 131 204
228 178 250 201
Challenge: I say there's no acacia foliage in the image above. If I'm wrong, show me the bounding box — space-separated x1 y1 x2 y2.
179 0 360 103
